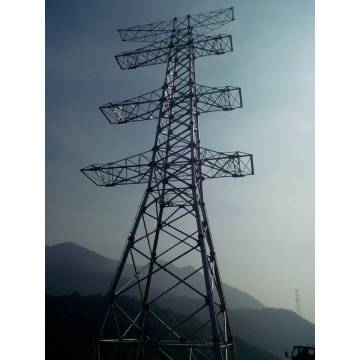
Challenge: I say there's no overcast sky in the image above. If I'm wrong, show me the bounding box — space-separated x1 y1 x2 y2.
46 0 314 321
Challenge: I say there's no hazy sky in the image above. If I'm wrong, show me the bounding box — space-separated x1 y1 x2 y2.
46 0 314 321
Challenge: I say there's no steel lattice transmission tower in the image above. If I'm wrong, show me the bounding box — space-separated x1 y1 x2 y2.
81 7 254 360
294 289 303 317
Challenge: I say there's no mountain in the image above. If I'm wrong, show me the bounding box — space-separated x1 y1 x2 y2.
46 242 118 295
46 242 264 310
231 308 315 358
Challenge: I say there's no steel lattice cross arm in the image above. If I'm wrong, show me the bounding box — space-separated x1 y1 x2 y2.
100 85 242 124
117 7 234 43
200 148 254 179
100 88 163 124
196 85 242 113
115 34 233 70
80 150 153 187
81 148 253 187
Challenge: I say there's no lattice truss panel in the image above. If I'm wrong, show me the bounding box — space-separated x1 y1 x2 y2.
82 7 253 360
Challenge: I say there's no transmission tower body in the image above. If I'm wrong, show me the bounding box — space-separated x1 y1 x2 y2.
81 7 254 360
294 289 303 316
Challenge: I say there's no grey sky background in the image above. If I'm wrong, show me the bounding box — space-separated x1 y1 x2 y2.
46 0 314 321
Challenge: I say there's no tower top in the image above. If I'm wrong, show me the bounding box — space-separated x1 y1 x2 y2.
117 7 234 43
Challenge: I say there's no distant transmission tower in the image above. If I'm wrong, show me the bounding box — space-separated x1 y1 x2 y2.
81 7 254 360
294 289 303 316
